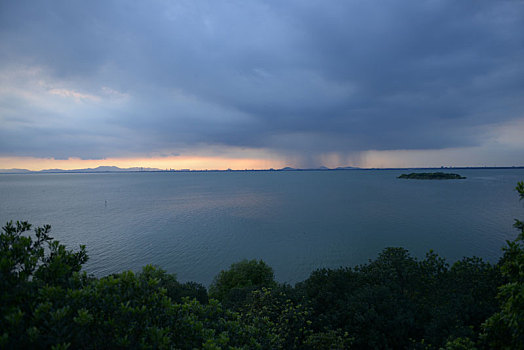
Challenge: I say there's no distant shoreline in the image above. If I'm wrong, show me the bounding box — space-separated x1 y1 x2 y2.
1 166 523 174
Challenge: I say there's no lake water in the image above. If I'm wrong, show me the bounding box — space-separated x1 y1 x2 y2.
1 169 523 285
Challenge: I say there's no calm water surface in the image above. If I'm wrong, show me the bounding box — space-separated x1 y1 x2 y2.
1 169 523 285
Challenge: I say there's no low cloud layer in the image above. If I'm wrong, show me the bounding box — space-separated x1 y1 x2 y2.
1 0 523 167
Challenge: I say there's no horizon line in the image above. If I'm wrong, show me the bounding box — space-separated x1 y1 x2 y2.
2 165 524 174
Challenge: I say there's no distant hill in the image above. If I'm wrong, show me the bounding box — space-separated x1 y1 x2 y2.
40 166 162 173
0 168 32 174
0 165 362 174
278 167 299 171
2 166 520 174
0 166 162 174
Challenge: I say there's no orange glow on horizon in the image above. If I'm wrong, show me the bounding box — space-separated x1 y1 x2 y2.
0 156 288 172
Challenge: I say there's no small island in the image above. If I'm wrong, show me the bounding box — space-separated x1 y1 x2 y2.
398 172 466 180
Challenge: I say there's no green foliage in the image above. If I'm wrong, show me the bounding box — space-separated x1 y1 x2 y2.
209 259 276 308
0 223 273 349
442 336 477 350
0 221 88 348
138 265 208 304
303 329 353 349
481 181 524 349
37 266 270 349
241 287 311 348
296 247 501 349
513 181 524 233
238 286 352 349
0 221 87 290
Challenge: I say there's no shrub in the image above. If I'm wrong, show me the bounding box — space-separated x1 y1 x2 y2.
208 259 276 308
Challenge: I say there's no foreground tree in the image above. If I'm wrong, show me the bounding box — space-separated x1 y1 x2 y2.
209 259 276 309
296 246 502 349
481 181 524 349
0 223 273 349
0 221 88 347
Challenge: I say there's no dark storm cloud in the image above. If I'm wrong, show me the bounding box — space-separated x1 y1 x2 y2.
0 0 523 162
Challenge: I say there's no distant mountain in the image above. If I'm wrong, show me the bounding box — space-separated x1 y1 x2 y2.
0 168 32 174
278 167 299 171
1 166 162 174
40 166 162 173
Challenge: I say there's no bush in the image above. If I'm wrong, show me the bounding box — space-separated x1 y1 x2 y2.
208 259 276 308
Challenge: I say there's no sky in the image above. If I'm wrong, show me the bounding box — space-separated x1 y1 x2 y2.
0 0 523 170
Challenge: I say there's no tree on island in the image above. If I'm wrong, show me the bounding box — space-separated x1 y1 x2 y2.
398 172 466 180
